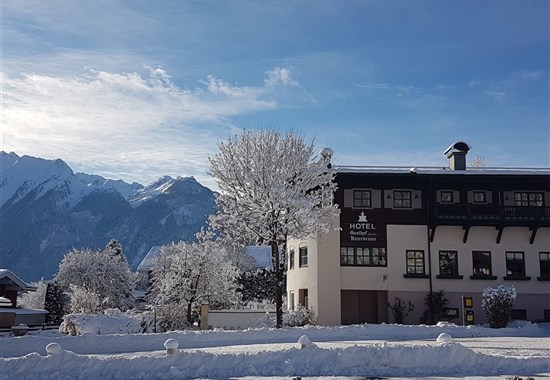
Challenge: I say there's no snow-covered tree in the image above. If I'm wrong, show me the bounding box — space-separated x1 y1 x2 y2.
238 269 284 304
67 284 101 314
55 243 136 313
149 238 239 325
18 279 48 309
482 284 516 328
209 130 338 327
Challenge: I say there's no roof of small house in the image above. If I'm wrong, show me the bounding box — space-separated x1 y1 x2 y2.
0 269 36 291
136 246 162 272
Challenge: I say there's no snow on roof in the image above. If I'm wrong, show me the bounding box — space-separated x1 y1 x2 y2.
244 246 273 270
136 246 163 272
0 269 35 291
336 165 550 176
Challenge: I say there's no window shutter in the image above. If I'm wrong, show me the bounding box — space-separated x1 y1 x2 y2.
384 190 393 208
503 191 514 206
453 191 460 204
486 191 493 204
344 189 353 208
372 189 381 208
412 190 422 209
467 191 473 203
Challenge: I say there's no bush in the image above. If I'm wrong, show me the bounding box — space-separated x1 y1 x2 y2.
419 290 448 325
388 297 414 324
482 284 516 328
284 305 316 327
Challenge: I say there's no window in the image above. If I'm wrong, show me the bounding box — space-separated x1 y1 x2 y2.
406 250 425 275
353 190 371 208
544 309 550 320
441 191 454 203
393 190 412 208
299 247 308 267
511 309 527 320
438 250 459 276
340 247 387 266
514 192 543 206
505 251 526 277
289 249 295 270
473 191 486 203
539 252 550 279
472 251 493 277
299 289 308 309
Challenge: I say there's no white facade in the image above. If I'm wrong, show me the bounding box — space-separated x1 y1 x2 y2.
287 161 550 326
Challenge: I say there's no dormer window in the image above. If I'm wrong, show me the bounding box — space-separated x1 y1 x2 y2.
441 191 454 203
353 190 371 208
473 191 486 203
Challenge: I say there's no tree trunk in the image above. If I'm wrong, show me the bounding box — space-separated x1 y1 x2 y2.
272 240 283 328
187 302 193 325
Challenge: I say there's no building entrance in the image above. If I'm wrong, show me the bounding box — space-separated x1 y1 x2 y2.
341 290 388 324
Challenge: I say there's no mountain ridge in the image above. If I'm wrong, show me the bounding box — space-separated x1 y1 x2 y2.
0 152 216 281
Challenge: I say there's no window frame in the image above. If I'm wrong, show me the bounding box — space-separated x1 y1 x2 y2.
539 252 550 280
340 247 387 267
299 246 308 267
353 190 372 208
393 190 412 209
405 250 426 276
441 190 454 203
289 249 295 270
437 250 462 279
473 191 486 204
514 192 544 207
471 251 496 279
505 251 528 280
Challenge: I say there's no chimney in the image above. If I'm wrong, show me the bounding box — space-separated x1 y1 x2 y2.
444 141 470 170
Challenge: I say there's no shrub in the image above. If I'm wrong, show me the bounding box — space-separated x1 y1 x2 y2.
419 290 448 325
388 297 415 324
284 305 316 327
482 284 516 328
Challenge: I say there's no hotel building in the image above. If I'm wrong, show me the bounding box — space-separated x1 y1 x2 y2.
287 142 550 325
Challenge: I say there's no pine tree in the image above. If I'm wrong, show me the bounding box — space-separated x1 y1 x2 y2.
44 281 69 324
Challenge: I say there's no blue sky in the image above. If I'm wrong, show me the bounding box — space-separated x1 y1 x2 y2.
2 0 548 188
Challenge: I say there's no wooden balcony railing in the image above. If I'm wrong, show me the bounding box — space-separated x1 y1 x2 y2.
436 205 550 225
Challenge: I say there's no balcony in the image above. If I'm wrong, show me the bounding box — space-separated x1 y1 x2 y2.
435 205 550 226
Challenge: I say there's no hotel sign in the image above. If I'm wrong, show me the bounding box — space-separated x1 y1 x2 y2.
346 211 380 243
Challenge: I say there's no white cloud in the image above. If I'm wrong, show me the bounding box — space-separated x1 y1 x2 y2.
264 67 299 87
1 67 283 188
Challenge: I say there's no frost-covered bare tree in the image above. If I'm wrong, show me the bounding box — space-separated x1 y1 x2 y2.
55 242 136 312
149 238 239 325
18 279 48 309
209 130 338 327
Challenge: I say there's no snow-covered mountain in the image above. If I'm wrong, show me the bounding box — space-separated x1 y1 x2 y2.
0 152 216 281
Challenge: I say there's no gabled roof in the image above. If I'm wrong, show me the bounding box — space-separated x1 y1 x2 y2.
0 269 35 291
137 246 163 272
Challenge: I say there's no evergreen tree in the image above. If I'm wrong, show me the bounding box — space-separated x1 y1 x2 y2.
44 281 69 324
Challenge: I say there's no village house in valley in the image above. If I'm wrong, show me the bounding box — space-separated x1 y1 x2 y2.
287 142 550 325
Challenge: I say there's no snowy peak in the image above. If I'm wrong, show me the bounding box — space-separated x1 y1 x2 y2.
1 152 76 207
128 176 202 206
75 173 144 199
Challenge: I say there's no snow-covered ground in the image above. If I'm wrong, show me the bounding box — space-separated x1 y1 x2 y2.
1 322 549 379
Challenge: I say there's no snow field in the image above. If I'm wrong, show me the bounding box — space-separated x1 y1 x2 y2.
1 322 548 379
